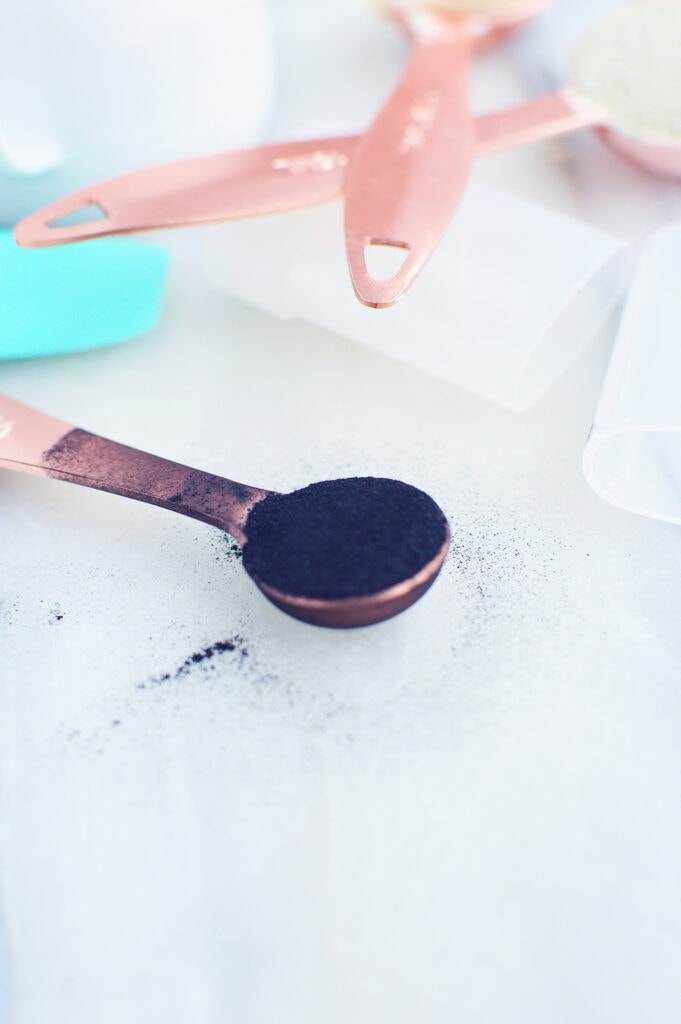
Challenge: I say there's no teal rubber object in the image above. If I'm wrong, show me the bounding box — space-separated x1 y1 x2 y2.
0 230 170 359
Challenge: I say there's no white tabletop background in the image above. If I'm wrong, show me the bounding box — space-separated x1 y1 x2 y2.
2 2 681 1022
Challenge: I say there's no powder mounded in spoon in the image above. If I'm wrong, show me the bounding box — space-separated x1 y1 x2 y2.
570 3 681 144
387 0 516 13
242 477 449 601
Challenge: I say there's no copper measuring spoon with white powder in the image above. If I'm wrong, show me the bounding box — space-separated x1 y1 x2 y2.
0 395 450 629
343 0 545 308
16 4 681 249
479 0 681 179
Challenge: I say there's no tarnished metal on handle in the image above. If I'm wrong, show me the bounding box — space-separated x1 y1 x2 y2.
0 394 268 543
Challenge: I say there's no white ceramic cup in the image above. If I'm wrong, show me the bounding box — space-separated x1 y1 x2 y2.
0 0 275 224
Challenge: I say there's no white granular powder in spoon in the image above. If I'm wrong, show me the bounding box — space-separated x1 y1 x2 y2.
570 2 681 143
385 0 518 14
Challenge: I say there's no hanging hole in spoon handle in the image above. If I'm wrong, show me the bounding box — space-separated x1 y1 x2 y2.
347 237 428 308
15 191 116 247
344 18 475 308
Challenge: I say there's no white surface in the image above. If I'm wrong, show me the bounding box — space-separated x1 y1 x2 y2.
2 2 681 1022
0 0 274 222
207 183 628 411
207 0 631 411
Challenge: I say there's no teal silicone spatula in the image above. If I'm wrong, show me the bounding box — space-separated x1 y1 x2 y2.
0 230 169 360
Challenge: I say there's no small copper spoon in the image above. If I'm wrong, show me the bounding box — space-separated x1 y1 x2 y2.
343 0 545 307
0 395 450 628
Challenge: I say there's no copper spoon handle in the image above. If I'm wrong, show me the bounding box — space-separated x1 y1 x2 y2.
14 136 355 247
14 91 596 249
343 22 475 307
0 395 269 544
475 89 598 155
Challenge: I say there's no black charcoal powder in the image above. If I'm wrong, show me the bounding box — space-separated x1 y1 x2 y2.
242 477 449 600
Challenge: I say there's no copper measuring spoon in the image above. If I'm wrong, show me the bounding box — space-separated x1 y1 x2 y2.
0 395 450 628
343 0 545 307
14 6 543 254
15 6 681 253
452 1 681 182
11 102 582 249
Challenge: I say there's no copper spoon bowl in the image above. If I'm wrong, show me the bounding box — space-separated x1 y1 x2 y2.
0 395 450 628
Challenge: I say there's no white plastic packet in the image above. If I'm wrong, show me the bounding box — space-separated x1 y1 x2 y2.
204 182 629 411
584 224 681 523
0 0 275 224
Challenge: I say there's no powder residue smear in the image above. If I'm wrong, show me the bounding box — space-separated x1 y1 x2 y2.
242 477 449 601
145 636 249 687
569 2 681 143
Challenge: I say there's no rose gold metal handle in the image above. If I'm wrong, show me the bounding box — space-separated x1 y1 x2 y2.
0 394 268 544
475 89 598 156
14 91 598 250
14 137 355 248
0 394 72 476
344 30 475 308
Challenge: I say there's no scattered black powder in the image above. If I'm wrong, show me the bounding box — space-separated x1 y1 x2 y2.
226 540 242 561
145 635 248 686
242 477 449 600
186 639 243 666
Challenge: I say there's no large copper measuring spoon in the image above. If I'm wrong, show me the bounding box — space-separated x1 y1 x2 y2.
8 108 587 248
343 0 545 307
0 395 450 629
17 3 681 250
